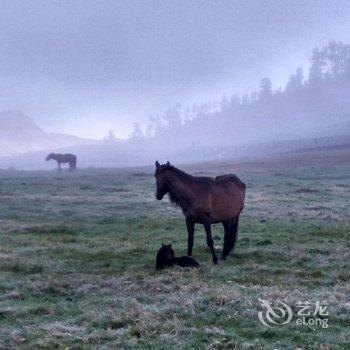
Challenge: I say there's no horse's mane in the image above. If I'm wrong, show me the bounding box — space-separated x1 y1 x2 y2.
158 164 193 179
168 191 181 206
158 165 193 206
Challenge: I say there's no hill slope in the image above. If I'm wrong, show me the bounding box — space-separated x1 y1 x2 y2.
0 111 99 155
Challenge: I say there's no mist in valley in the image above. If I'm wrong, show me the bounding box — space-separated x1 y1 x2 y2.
1 1 350 169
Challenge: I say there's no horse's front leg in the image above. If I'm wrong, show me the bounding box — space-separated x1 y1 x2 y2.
186 217 195 256
58 162 61 172
203 219 218 264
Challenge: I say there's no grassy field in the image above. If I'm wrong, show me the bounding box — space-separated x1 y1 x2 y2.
0 148 349 349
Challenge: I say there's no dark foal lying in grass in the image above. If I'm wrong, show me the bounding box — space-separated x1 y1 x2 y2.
156 244 199 270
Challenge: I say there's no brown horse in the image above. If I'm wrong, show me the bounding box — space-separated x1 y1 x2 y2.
154 161 246 264
46 153 77 171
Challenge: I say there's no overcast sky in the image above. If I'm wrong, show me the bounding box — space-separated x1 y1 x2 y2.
1 0 350 139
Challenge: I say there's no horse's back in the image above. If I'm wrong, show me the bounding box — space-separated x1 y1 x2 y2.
65 153 76 160
56 154 77 168
208 174 245 220
214 174 246 190
62 153 76 162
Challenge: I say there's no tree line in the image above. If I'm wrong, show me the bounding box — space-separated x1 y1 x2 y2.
107 41 350 146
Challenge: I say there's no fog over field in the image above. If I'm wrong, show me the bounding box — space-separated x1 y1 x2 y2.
0 0 350 169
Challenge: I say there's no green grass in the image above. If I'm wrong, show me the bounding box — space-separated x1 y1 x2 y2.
0 152 349 349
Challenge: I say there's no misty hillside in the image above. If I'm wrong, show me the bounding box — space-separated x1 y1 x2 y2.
142 41 350 151
0 111 100 155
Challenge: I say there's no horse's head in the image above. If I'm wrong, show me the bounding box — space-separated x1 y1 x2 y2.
154 160 171 200
45 153 54 161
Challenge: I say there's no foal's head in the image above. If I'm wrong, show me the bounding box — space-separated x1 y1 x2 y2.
156 243 175 269
154 160 171 200
159 243 175 259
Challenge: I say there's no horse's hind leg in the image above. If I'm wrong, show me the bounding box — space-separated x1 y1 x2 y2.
222 221 230 260
228 216 239 255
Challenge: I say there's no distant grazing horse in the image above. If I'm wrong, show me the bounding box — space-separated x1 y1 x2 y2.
156 243 199 270
154 161 246 264
46 153 77 171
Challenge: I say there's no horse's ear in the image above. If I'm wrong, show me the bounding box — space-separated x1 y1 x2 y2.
168 243 172 248
166 161 170 165
161 243 165 247
155 161 160 169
